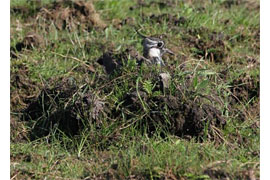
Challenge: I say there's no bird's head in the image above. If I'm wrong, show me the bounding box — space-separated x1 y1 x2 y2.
143 37 164 50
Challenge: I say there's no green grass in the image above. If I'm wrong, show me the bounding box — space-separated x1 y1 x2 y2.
10 0 259 179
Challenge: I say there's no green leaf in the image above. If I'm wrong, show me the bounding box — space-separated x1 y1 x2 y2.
193 76 198 89
197 80 209 91
143 80 154 95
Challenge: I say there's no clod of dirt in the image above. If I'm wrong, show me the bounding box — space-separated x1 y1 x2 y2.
222 0 260 11
230 72 259 104
11 1 42 18
183 28 228 63
204 167 230 180
10 65 40 111
122 86 226 138
222 0 242 8
23 78 108 139
11 116 29 142
159 72 171 89
113 17 135 29
149 13 188 26
124 91 148 111
131 0 176 10
38 0 106 31
97 52 123 74
176 100 226 137
97 48 146 74
11 32 43 58
21 32 43 48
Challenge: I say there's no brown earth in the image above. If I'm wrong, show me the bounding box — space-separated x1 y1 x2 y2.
11 0 106 31
11 0 107 58
22 77 109 140
149 13 188 26
10 64 40 111
97 47 153 74
11 32 43 58
222 0 260 10
182 27 229 63
130 0 177 10
123 89 226 139
230 72 259 104
10 116 29 142
37 0 106 31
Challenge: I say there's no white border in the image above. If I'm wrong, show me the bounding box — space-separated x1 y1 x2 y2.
260 0 269 179
1 0 10 179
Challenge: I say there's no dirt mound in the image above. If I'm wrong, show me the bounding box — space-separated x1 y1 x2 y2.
19 47 226 140
97 52 126 74
22 78 108 139
203 162 257 180
118 65 226 139
183 27 229 63
10 65 40 111
114 11 188 29
97 48 148 74
37 0 106 31
123 90 226 138
11 116 29 142
11 32 43 58
11 0 106 31
113 17 136 29
230 72 259 104
149 13 188 26
222 0 243 8
222 0 260 10
21 71 226 141
204 167 230 180
130 0 176 10
11 1 42 18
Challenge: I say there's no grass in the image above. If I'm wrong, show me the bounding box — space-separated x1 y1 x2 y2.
10 0 259 179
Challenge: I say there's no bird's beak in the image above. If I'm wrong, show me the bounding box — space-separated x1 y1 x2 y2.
164 48 174 55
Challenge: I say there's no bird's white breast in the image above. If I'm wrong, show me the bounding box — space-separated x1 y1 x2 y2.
148 48 161 58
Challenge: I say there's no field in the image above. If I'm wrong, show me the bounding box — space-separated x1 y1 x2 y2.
10 0 260 179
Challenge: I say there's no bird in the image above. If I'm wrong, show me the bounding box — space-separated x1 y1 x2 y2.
136 29 174 66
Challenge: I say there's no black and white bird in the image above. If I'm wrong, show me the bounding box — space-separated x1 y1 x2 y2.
136 30 174 66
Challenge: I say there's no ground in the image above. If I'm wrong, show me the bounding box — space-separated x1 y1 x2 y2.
10 0 259 179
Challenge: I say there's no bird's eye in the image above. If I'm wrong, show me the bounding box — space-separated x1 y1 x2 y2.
157 41 164 48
